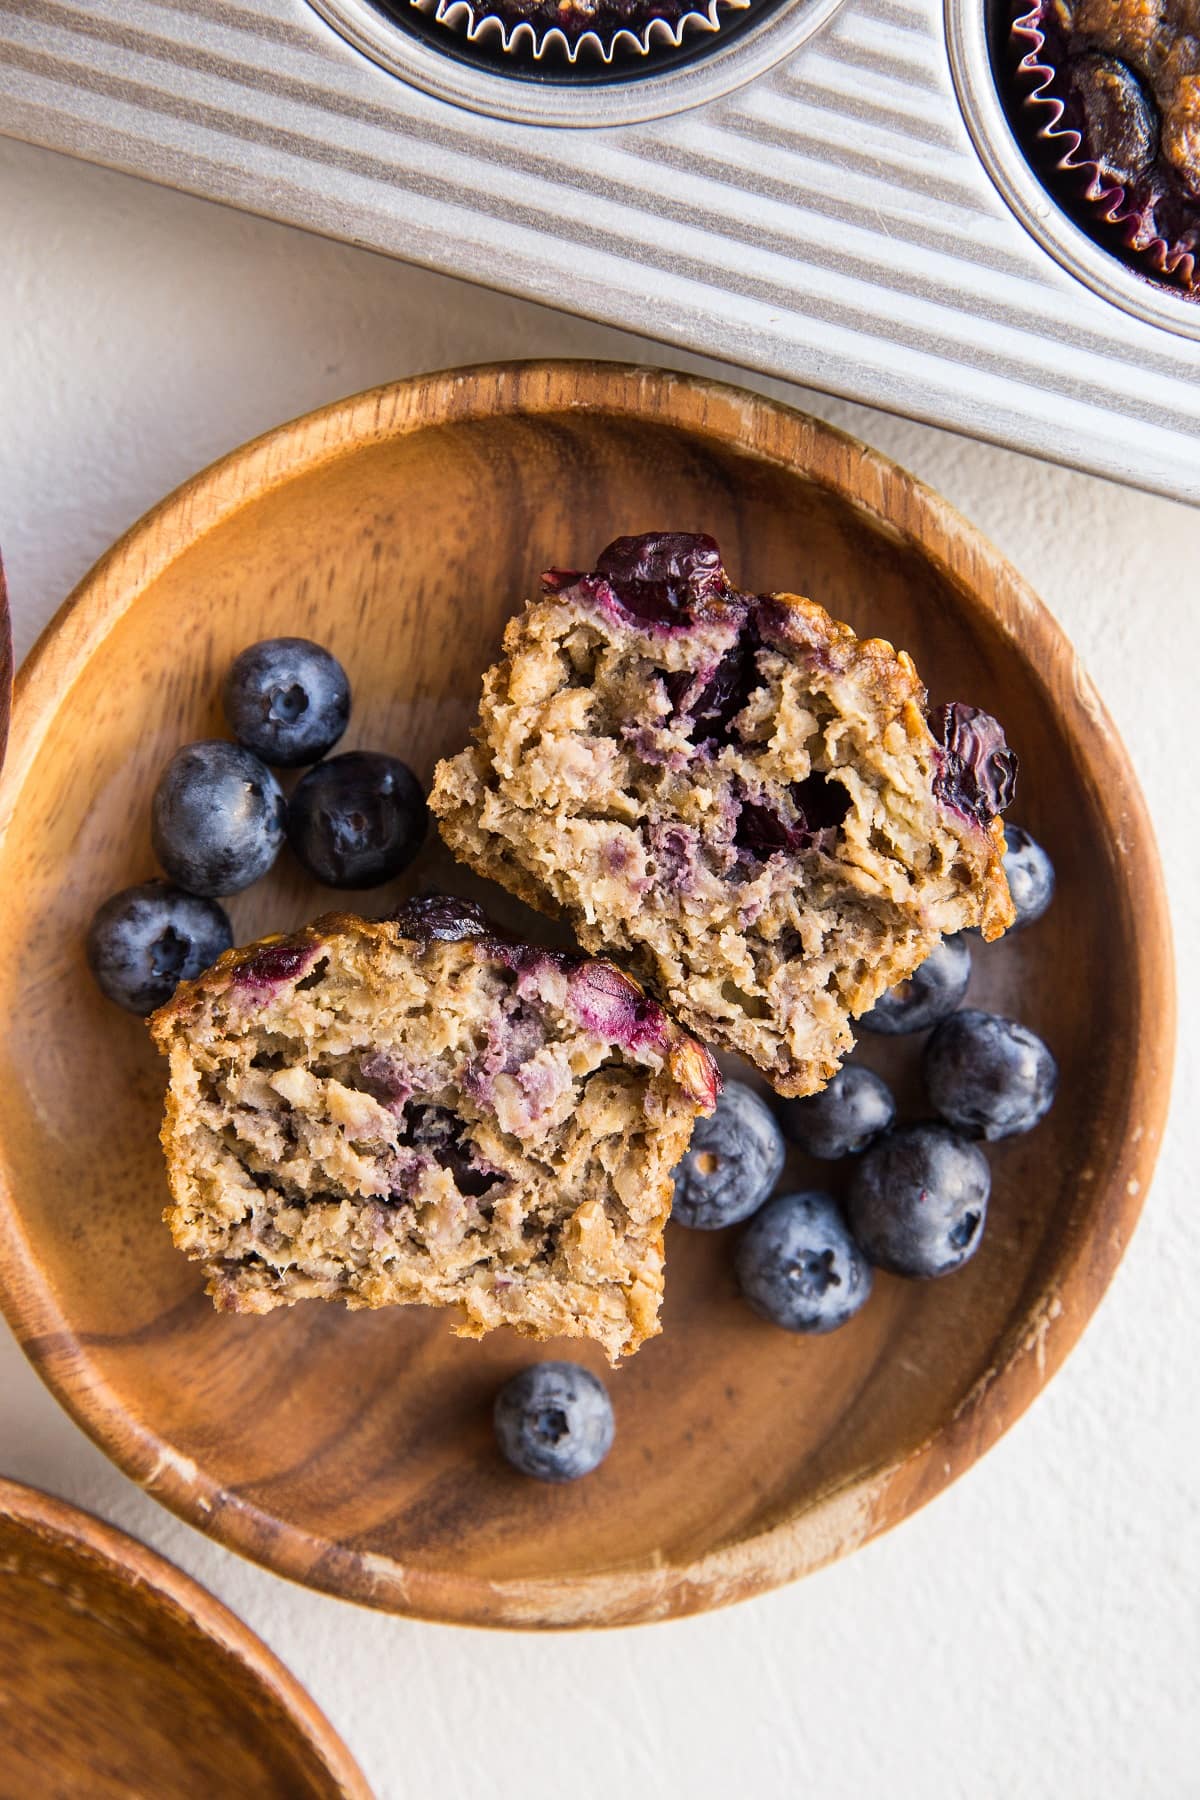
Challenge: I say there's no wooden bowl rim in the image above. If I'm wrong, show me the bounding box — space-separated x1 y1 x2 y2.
0 1476 371 1796
0 549 11 779
0 360 1176 1629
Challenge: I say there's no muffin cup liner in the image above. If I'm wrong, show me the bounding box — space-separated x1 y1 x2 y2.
408 0 750 68
1009 1 1198 296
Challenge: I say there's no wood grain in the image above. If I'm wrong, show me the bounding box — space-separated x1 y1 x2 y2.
0 549 11 778
0 362 1175 1629
0 1478 370 1797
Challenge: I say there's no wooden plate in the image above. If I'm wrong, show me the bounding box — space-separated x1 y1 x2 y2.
0 549 12 776
0 363 1173 1629
0 1477 369 1796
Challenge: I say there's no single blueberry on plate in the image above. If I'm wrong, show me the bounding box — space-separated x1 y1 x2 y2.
287 751 427 888
152 740 285 897
860 934 971 1036
778 1065 896 1160
493 1361 614 1483
846 1123 990 1278
671 1080 786 1229
223 637 351 768
923 1008 1057 1141
735 1191 873 1333
1002 825 1055 931
86 881 232 1014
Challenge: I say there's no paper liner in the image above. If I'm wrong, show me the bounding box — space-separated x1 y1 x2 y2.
408 0 750 68
1009 2 1199 296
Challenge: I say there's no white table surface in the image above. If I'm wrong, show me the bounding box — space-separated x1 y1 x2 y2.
2 131 1197 1800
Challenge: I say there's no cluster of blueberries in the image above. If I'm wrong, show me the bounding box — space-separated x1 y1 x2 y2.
493 824 1056 1482
87 638 428 1014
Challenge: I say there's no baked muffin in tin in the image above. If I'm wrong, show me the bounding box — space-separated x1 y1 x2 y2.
1011 0 1200 295
401 0 748 64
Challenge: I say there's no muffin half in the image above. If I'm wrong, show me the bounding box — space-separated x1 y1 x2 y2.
431 532 1015 1097
151 897 719 1361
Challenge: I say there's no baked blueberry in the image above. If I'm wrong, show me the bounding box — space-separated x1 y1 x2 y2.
493 1361 614 1482
735 1190 872 1333
860 934 971 1036
671 1079 786 1229
1066 53 1158 189
287 752 427 888
923 1008 1057 1141
152 741 285 897
1002 825 1055 931
777 1065 895 1160
223 637 350 768
389 894 488 942
847 1123 990 1278
87 881 232 1014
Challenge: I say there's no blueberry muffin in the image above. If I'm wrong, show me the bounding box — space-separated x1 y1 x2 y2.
459 0 712 39
151 897 719 1361
401 0 739 56
431 533 1015 1098
1012 0 1200 291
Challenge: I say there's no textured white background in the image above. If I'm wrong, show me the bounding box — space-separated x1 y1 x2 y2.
1 132 1197 1800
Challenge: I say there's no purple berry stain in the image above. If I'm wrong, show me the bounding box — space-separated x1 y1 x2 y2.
569 961 669 1054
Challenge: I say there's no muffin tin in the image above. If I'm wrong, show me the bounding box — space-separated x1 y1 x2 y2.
0 0 1197 498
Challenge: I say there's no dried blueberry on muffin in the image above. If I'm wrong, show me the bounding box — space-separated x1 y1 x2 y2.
431 532 1015 1098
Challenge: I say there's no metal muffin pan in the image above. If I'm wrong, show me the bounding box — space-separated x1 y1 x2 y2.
1 0 1198 502
309 0 848 118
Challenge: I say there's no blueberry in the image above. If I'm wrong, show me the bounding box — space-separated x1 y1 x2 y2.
671 1080 786 1229
389 894 488 943
860 935 971 1036
493 1361 614 1483
223 637 351 768
931 703 1018 827
1066 53 1158 187
86 880 232 1014
778 1065 896 1160
152 741 285 897
590 532 729 625
287 752 427 888
1002 824 1055 931
923 1008 1057 1141
735 1191 873 1333
846 1123 990 1278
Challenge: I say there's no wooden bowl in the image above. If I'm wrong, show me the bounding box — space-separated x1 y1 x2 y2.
0 549 11 775
0 363 1173 1629
0 1477 370 1796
